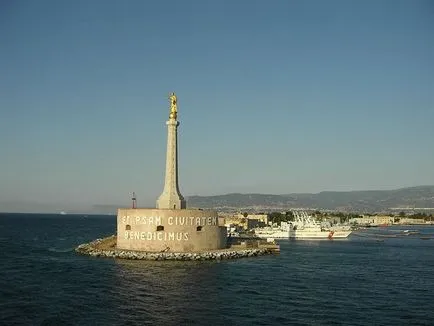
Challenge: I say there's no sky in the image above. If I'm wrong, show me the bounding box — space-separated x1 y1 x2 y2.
0 0 433 210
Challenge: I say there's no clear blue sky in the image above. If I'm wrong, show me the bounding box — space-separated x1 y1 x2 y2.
1 0 433 209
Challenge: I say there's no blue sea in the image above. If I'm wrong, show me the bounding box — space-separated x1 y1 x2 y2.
1 213 434 326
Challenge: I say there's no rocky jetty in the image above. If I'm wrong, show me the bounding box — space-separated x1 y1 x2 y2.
75 237 276 261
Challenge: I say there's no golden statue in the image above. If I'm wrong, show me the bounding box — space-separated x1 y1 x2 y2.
169 92 177 120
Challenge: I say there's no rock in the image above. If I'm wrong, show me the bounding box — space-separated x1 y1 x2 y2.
75 237 276 261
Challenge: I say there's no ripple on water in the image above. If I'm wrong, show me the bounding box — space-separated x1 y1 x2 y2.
47 247 74 253
1 216 434 325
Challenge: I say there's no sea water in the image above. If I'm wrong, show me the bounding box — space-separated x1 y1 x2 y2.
1 213 433 325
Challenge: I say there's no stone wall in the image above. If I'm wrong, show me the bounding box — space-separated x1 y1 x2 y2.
117 208 227 252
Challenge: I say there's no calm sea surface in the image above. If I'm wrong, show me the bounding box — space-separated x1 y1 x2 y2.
1 213 434 326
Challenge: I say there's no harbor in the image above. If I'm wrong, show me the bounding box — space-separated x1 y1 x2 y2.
3 213 434 325
223 209 434 249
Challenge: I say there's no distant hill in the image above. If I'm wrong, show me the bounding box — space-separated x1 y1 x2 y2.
187 186 434 213
2 186 434 214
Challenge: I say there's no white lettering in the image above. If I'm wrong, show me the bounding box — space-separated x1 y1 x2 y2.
207 217 212 225
196 217 201 226
168 216 173 225
123 230 192 241
212 217 217 225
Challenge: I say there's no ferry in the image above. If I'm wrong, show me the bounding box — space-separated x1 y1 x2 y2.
254 211 352 240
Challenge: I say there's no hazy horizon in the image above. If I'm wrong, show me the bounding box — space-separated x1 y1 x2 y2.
1 1 433 210
1 184 433 213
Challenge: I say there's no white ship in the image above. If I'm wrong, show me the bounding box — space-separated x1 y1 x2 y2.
254 211 352 240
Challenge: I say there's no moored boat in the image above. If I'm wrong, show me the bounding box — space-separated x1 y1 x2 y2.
254 211 352 240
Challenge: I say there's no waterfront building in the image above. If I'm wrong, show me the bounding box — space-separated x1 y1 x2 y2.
349 215 394 226
397 218 426 225
223 213 268 230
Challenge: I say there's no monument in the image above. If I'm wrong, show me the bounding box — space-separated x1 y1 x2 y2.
75 92 278 260
156 92 186 209
116 93 227 252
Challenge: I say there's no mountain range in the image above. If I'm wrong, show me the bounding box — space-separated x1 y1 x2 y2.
187 186 434 213
2 186 434 214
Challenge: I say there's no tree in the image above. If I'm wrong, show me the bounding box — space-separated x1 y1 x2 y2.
285 211 294 221
268 212 284 224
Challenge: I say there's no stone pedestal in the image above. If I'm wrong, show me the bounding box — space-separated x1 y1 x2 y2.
117 208 227 252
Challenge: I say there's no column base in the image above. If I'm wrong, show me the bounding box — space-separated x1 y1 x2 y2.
156 196 186 209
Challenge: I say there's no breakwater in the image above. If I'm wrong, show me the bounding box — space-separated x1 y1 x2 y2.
75 236 277 261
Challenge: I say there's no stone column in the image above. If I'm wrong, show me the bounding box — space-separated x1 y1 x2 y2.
156 118 186 209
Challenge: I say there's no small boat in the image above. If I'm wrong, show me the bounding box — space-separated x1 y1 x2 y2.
401 230 420 236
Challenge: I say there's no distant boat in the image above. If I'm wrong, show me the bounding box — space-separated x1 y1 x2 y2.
60 211 67 215
402 230 419 236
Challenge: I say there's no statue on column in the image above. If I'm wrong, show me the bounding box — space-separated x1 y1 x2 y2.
169 92 177 120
